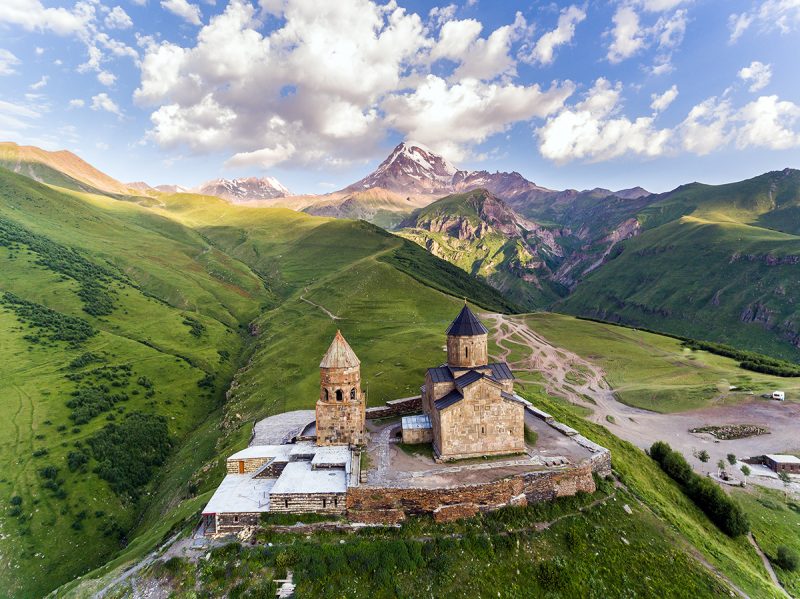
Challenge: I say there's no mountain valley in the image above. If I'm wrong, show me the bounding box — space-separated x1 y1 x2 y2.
0 143 798 598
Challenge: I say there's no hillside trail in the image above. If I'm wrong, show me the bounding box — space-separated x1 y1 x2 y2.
749 533 791 598
486 313 650 427
486 313 786 599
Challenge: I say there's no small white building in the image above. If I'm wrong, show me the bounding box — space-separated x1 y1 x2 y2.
202 442 353 535
772 391 785 401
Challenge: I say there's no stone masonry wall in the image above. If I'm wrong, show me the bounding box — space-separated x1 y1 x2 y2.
437 380 525 460
347 463 596 524
270 492 346 514
317 363 365 446
402 426 433 444
446 333 488 368
366 396 422 420
226 457 270 474
216 512 261 535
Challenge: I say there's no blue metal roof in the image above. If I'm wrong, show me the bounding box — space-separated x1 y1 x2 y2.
427 367 454 383
445 304 489 336
488 362 514 380
454 370 484 389
434 389 463 410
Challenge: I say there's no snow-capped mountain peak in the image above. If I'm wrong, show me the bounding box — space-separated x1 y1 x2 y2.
347 142 459 194
344 141 550 199
195 176 291 203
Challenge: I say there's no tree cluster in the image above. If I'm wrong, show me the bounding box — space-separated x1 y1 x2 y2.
649 441 749 537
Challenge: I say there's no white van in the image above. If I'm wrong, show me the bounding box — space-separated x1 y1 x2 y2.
772 391 785 401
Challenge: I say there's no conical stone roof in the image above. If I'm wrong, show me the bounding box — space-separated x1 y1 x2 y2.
320 330 360 368
446 303 488 336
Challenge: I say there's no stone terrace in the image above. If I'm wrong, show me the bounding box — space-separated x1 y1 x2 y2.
362 407 596 490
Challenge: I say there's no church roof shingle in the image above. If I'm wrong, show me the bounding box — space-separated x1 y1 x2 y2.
488 362 514 381
427 367 454 383
445 304 489 337
434 389 463 410
319 330 360 368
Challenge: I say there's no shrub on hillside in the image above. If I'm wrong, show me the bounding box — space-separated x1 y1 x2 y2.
775 546 799 571
649 441 749 537
87 412 171 501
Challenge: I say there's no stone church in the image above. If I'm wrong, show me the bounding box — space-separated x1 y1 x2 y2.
421 304 525 460
315 330 366 446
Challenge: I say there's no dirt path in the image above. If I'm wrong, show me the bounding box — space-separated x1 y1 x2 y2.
487 313 800 497
486 313 790 598
300 290 340 321
749 534 790 598
487 313 649 427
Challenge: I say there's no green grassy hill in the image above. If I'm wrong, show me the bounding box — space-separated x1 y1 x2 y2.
561 169 800 360
0 167 514 597
1 155 796 598
399 189 563 309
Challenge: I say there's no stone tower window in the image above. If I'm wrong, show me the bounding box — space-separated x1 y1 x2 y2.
350 388 356 400
336 389 343 402
481 425 485 435
465 346 469 359
324 389 329 401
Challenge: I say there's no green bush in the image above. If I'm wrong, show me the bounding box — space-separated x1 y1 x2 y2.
775 545 799 571
650 442 749 537
87 412 171 500
1 293 96 346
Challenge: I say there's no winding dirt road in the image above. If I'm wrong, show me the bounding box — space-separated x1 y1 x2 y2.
486 313 800 496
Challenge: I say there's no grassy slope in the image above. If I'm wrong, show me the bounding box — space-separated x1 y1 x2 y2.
0 170 269 597
523 313 800 412
399 190 557 309
561 170 800 361
527 393 782 598
733 486 800 596
0 171 515 597
3 165 790 598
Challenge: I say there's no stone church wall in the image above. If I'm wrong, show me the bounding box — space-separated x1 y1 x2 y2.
437 382 525 460
347 462 597 524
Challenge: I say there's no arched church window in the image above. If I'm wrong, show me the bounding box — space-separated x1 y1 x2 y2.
336 389 343 402
324 389 329 401
465 346 469 359
350 388 356 400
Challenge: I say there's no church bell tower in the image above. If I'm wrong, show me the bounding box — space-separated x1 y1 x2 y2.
446 303 489 368
315 330 366 446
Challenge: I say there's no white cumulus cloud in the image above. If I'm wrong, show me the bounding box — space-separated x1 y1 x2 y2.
607 6 645 63
91 92 122 116
537 78 672 163
135 0 569 167
97 70 117 86
738 61 772 92
735 95 800 150
0 0 92 35
524 5 586 65
729 0 800 42
651 84 678 112
383 75 574 161
30 75 48 90
105 6 133 30
161 0 203 26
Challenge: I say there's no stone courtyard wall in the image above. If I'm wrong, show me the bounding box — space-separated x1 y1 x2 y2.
347 462 596 524
365 396 422 420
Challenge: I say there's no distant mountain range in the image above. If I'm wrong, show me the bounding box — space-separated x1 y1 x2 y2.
3 138 800 360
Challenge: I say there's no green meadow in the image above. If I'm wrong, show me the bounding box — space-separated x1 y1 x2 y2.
0 168 509 596
522 312 800 412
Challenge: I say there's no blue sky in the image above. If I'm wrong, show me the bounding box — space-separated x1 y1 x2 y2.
0 0 799 194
